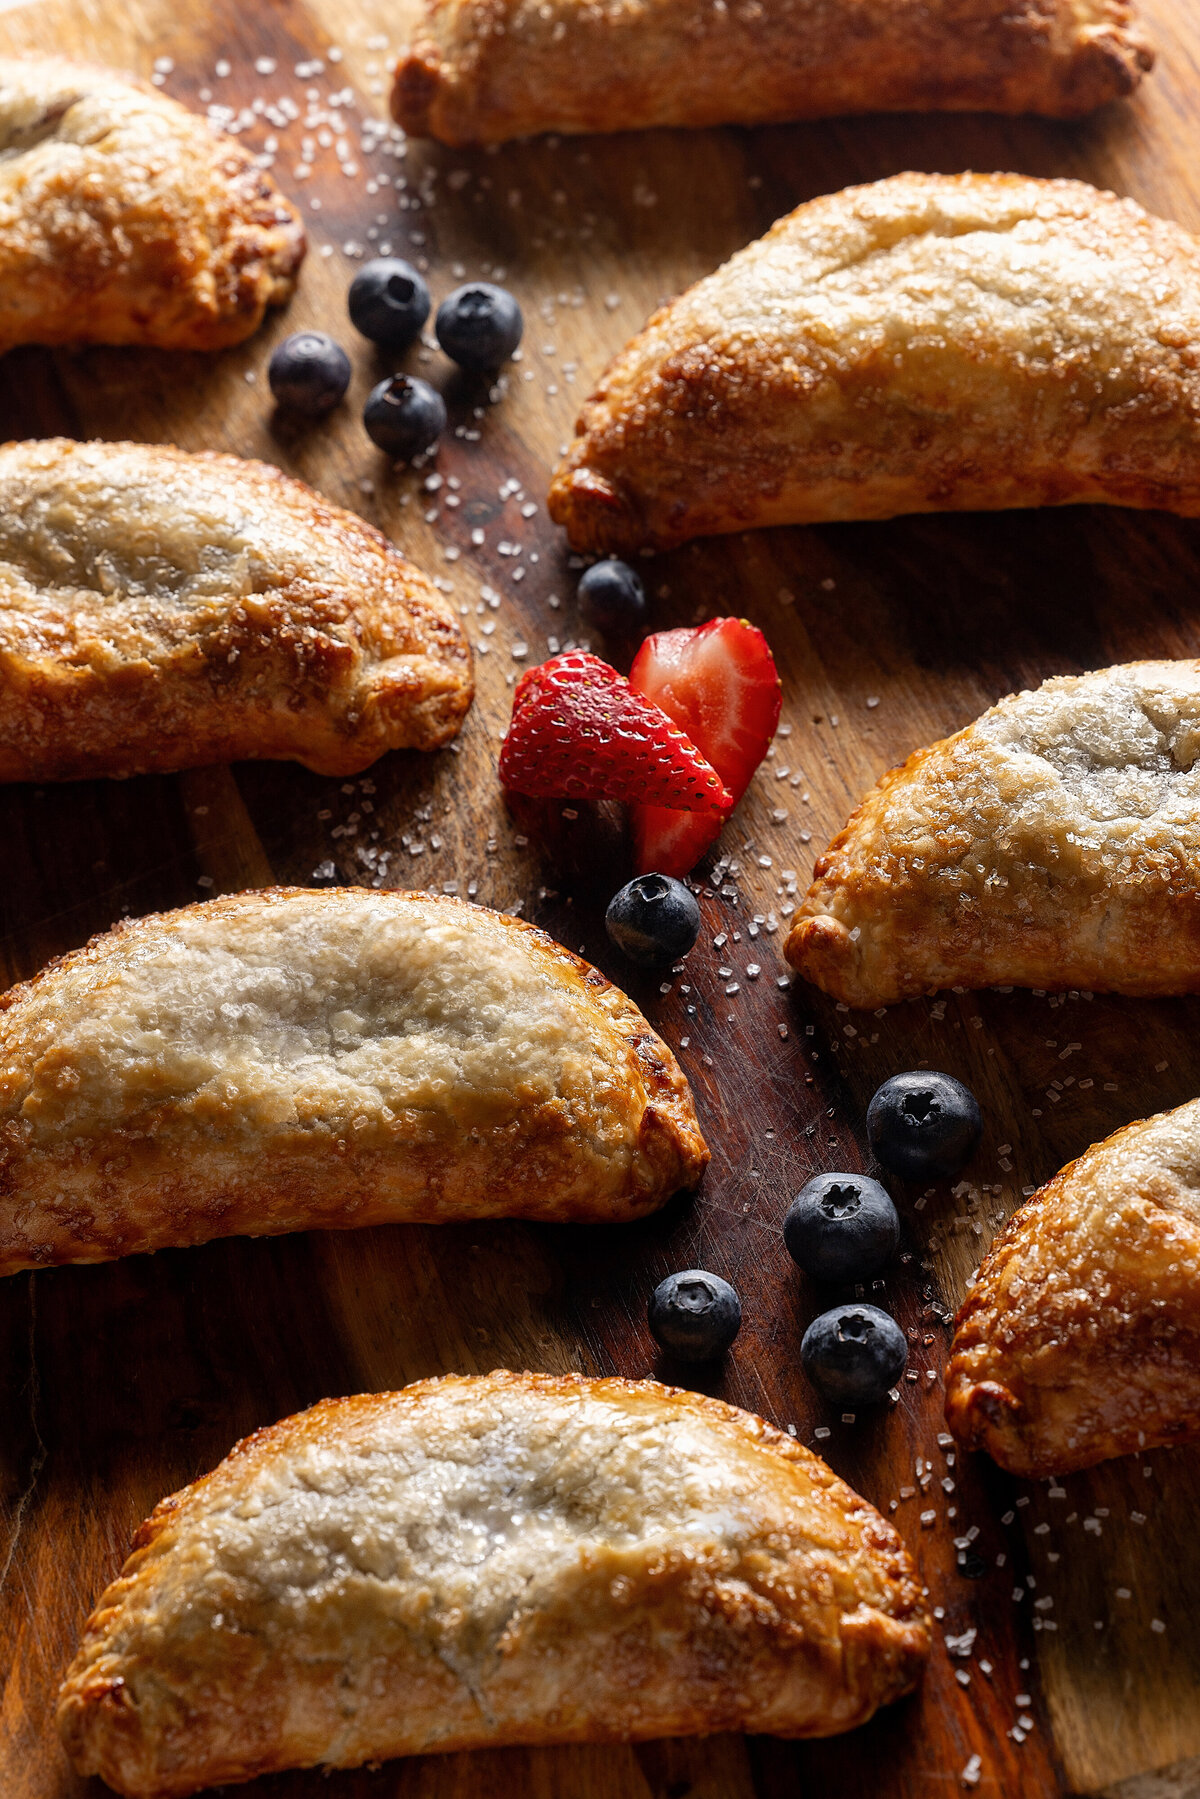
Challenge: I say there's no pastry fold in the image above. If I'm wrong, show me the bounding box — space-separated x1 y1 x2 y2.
58 1371 930 1795
549 172 1200 554
786 660 1200 1006
394 0 1152 144
0 439 472 780
0 889 707 1274
945 1102 1200 1476
0 56 303 353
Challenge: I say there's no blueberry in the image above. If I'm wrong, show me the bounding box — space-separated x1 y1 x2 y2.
606 874 700 968
348 257 431 349
784 1172 899 1284
363 374 446 459
867 1070 982 1181
649 1270 741 1362
800 1303 907 1406
435 282 523 371
577 559 647 634
268 332 351 415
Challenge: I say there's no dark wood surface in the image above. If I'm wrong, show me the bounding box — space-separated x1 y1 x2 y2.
3 0 1200 1794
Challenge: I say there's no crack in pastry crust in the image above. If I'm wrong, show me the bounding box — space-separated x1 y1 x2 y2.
945 1102 1200 1476
393 0 1151 145
785 660 1200 1006
57 1371 930 1796
0 888 709 1273
549 172 1200 554
0 55 304 353
0 438 473 779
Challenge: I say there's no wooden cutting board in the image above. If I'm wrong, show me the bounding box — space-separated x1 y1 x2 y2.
2 0 1200 1794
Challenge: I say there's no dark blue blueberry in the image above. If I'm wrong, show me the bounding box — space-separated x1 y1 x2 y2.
363 374 446 459
649 1270 741 1362
348 257 431 349
577 559 647 634
606 873 700 967
867 1070 982 1181
800 1303 907 1406
268 331 351 415
435 282 524 371
784 1172 899 1284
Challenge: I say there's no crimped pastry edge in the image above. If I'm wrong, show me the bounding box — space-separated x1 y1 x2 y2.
58 1370 930 1796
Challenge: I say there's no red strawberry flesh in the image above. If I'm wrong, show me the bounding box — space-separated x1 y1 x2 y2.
498 651 732 813
629 618 782 877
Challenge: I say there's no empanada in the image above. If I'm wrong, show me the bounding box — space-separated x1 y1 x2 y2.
0 438 472 780
549 173 1200 555
785 660 1200 1007
0 888 707 1274
945 1101 1200 1476
394 0 1151 144
0 56 303 353
58 1370 930 1796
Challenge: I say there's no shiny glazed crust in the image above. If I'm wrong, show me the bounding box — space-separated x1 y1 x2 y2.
549 173 1200 555
58 1371 930 1795
393 0 1151 144
0 56 304 353
945 1103 1200 1476
0 439 473 780
785 660 1200 1006
0 889 708 1274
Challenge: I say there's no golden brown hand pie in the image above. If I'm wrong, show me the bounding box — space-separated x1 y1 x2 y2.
549 172 1200 555
58 1370 930 1796
394 0 1151 144
786 660 1200 1007
945 1101 1200 1477
0 888 707 1275
0 438 472 779
0 55 303 353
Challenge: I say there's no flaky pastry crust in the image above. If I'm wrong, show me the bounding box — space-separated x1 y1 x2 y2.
0 438 472 779
394 0 1151 144
550 172 1200 554
58 1371 930 1796
786 661 1200 1007
945 1103 1200 1476
0 56 304 353
0 889 708 1274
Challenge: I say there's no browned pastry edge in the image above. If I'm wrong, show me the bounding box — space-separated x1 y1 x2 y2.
0 55 305 352
393 47 442 139
783 740 979 1009
0 440 474 780
784 659 1200 1007
172 127 306 350
391 0 1154 145
57 1371 930 1796
0 889 709 1275
547 172 1200 557
945 1106 1200 1476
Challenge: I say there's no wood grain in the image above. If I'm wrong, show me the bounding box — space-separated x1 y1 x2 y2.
1 0 1200 1795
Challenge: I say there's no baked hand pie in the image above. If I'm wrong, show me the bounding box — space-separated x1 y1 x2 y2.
0 438 472 780
0 888 708 1275
945 1101 1200 1477
394 0 1151 144
549 172 1200 555
0 55 303 353
58 1371 930 1795
786 660 1200 1007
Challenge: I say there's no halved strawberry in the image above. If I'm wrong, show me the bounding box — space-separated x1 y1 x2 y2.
628 618 782 876
498 651 732 813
